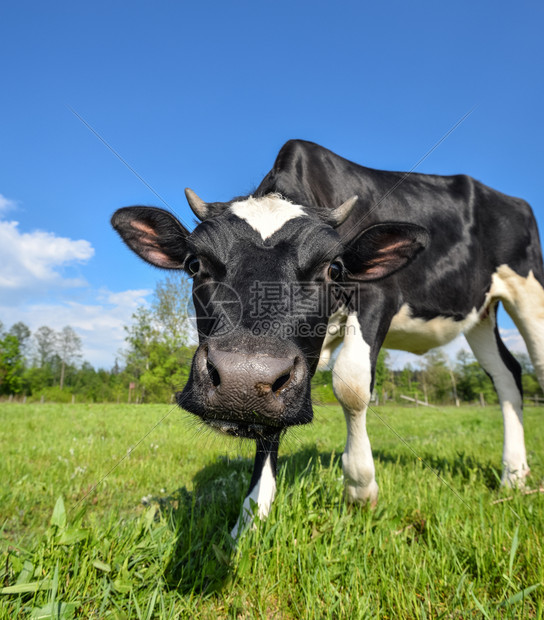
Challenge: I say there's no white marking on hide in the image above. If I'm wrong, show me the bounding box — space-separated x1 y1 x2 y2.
230 194 306 240
384 304 481 355
230 455 276 540
317 305 348 370
488 265 544 388
332 314 378 505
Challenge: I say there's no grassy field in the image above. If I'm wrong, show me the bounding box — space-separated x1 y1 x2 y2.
0 401 543 619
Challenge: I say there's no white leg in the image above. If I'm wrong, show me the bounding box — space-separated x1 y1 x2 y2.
465 306 529 487
332 314 378 505
230 455 276 539
231 437 278 540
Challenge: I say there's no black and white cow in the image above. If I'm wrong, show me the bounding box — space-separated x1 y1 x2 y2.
112 139 544 537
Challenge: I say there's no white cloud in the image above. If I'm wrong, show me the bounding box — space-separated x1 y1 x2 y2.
0 193 149 367
0 206 94 302
0 194 17 214
103 289 151 308
499 327 528 354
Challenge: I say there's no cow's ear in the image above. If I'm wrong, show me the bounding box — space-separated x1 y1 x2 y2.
111 206 190 269
343 222 428 281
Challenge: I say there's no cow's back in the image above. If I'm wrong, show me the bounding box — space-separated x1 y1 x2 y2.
257 139 543 320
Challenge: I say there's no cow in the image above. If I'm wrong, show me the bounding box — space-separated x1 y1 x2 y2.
111 139 544 538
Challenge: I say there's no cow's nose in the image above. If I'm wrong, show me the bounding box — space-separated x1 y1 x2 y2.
207 347 295 393
202 345 303 418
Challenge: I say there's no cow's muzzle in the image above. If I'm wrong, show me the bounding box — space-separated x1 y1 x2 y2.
177 337 311 437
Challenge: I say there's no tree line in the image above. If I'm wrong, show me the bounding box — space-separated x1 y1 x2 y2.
1 274 542 405
312 346 542 407
0 274 195 403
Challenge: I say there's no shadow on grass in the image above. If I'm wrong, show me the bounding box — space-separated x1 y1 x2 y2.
156 444 498 594
373 449 501 490
157 457 249 595
155 446 341 594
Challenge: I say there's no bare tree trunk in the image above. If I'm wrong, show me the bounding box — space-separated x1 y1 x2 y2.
448 366 459 407
60 359 65 390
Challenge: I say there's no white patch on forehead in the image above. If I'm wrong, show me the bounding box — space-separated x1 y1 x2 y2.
230 194 306 240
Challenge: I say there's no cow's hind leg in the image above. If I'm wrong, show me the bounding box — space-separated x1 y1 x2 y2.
332 313 379 505
493 266 544 392
465 303 528 487
231 433 280 540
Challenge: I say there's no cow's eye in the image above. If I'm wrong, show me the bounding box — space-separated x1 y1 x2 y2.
328 261 343 281
187 256 200 276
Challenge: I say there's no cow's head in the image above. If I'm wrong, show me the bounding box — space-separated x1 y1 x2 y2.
112 190 427 438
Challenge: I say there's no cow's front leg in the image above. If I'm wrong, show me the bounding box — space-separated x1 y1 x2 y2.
230 432 280 539
332 313 379 505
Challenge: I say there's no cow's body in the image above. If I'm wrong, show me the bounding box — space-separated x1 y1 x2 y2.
112 140 544 538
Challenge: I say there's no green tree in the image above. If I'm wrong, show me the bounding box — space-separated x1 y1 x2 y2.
455 350 497 404
123 274 194 403
421 349 452 403
515 352 544 401
124 306 158 381
57 326 82 389
396 363 419 399
152 273 192 347
373 349 396 403
34 325 57 368
0 329 24 395
23 364 54 394
9 322 31 360
374 349 389 393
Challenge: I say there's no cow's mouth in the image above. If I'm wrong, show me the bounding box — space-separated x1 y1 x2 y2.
205 418 283 439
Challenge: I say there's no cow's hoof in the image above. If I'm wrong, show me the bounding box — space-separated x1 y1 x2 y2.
501 464 530 489
344 480 379 507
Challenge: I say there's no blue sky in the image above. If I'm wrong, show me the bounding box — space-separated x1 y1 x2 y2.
1 1 542 368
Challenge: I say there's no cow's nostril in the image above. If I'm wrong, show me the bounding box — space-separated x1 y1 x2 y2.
207 359 221 387
272 372 291 394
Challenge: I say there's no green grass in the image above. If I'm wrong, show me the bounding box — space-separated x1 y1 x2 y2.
1 402 543 618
